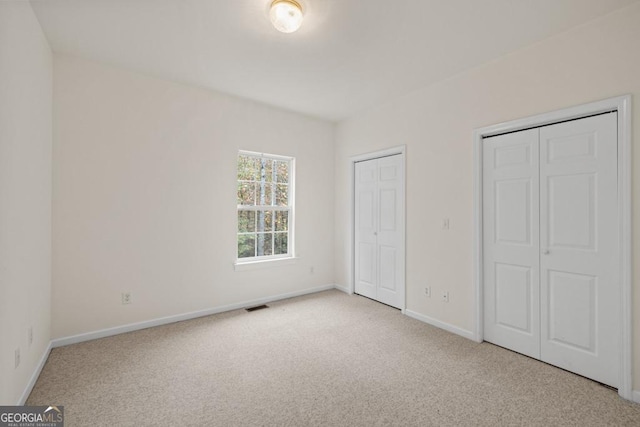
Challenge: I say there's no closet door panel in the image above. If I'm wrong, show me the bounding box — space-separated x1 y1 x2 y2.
376 154 404 308
539 113 619 388
483 128 540 359
355 160 378 300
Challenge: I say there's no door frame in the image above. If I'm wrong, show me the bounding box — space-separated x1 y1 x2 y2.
349 145 406 312
472 95 632 400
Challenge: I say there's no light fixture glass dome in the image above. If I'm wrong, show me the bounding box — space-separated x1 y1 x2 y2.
270 0 303 33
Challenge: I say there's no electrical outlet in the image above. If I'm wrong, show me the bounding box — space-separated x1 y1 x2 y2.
310 266 315 274
15 348 20 369
28 326 33 346
424 286 431 298
121 292 132 305
442 218 450 230
441 291 449 303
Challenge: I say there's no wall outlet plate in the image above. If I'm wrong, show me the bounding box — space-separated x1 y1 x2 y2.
424 287 431 297
15 348 20 369
122 292 132 305
441 291 449 303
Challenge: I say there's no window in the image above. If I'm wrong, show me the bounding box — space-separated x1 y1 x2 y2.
236 151 294 262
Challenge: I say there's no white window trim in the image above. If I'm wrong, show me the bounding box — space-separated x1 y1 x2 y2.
234 150 295 268
234 256 299 272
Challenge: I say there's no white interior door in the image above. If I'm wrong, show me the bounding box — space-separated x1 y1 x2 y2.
483 128 541 359
539 113 619 387
354 154 404 309
355 159 378 300
483 112 619 387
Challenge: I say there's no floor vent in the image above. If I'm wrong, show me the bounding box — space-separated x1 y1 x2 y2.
245 304 269 312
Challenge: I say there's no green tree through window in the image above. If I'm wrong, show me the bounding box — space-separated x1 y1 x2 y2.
237 151 293 260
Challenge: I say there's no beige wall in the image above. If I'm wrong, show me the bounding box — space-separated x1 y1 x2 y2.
335 4 640 388
0 2 53 405
52 55 335 339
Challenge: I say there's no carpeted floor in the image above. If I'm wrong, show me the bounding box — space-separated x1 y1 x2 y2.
28 290 640 426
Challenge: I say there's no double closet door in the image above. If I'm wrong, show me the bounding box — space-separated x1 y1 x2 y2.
483 113 619 387
354 154 404 309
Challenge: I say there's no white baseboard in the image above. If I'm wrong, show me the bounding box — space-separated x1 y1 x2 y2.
404 309 476 341
52 284 336 348
18 341 52 405
333 284 351 294
632 390 640 404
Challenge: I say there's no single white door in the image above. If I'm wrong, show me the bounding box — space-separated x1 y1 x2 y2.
483 128 541 359
354 154 404 309
483 113 620 388
539 113 619 387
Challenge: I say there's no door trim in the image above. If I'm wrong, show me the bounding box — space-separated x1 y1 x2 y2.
349 145 406 312
472 95 632 400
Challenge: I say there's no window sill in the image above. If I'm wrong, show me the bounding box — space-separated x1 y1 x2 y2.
234 257 299 272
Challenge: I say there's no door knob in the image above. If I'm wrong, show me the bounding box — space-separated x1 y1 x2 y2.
542 249 550 255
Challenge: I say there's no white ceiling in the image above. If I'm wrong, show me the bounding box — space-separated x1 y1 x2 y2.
30 0 638 121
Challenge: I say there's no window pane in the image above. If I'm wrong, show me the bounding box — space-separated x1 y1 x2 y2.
260 158 274 183
256 210 273 232
275 211 288 232
238 211 255 233
256 182 273 206
237 234 256 258
238 155 260 181
274 233 288 255
275 184 288 206
275 161 289 183
238 182 256 206
256 233 273 256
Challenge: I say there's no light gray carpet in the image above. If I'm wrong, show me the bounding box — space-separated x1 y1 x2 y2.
28 290 640 426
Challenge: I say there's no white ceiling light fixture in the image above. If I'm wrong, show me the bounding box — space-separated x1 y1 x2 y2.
269 0 304 33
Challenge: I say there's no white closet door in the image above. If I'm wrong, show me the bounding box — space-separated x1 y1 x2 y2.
483 112 619 388
355 159 378 300
375 155 404 308
539 113 619 387
483 128 541 359
354 155 404 309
